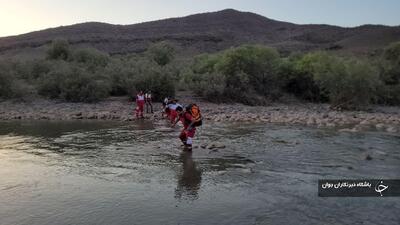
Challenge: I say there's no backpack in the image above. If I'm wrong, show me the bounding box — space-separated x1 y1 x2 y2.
186 104 202 127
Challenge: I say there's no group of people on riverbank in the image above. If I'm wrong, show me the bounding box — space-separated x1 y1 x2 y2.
135 90 153 118
135 91 202 151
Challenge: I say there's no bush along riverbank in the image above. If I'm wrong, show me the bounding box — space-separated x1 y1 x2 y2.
0 97 399 134
1 40 400 134
184 43 400 109
1 40 400 111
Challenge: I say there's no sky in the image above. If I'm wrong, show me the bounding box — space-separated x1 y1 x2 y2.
0 0 399 37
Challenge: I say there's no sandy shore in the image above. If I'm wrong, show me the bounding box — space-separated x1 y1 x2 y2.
1 97 399 134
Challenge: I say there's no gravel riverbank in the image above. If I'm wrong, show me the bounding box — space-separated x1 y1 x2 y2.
1 97 399 134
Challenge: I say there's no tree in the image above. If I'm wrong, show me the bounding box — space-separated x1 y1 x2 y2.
0 61 14 98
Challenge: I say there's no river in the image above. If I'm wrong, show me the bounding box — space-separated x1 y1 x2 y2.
0 120 399 225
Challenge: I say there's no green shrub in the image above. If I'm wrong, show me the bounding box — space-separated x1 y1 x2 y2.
375 42 400 105
103 58 131 96
190 72 226 101
216 45 281 96
383 42 400 64
132 60 175 101
279 57 322 101
37 72 62 99
37 61 110 102
9 79 36 99
37 61 69 98
310 53 380 109
377 84 400 105
379 42 400 88
2 41 395 108
146 42 175 66
72 48 110 72
0 62 14 98
192 54 220 74
189 45 282 104
46 39 71 60
0 61 36 100
60 70 110 102
30 60 52 80
103 57 175 100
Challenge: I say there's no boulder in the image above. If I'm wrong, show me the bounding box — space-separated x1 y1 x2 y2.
386 126 398 133
326 123 336 128
339 128 357 133
87 114 97 119
207 142 226 149
375 123 386 131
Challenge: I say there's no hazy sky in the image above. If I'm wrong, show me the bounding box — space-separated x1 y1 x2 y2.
1 0 399 37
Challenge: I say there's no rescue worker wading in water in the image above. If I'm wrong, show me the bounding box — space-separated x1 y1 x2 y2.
172 104 202 151
167 100 183 124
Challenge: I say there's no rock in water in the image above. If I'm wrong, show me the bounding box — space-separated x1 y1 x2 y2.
375 123 385 131
156 127 173 132
207 142 226 149
207 143 216 150
339 128 358 133
386 126 398 133
215 143 226 149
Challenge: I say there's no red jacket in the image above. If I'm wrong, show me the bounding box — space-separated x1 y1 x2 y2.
179 112 195 129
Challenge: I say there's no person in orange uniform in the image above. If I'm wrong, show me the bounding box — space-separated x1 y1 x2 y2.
172 106 196 151
135 91 145 118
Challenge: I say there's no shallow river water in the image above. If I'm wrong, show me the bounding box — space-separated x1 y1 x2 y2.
0 120 399 225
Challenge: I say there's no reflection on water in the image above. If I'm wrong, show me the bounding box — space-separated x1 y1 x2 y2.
175 152 202 200
0 121 400 225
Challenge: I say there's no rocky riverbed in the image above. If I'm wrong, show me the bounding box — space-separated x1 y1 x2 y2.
1 97 399 134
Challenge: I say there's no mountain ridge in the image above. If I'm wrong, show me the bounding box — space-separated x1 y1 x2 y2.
1 9 399 57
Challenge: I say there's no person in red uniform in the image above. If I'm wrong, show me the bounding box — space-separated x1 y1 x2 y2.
163 97 172 119
172 106 196 150
135 91 145 118
167 100 183 124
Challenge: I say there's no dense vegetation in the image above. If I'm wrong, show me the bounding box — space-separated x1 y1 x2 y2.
0 40 176 102
1 39 400 110
184 43 400 109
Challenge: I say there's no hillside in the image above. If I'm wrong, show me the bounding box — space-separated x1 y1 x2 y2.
0 9 399 58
